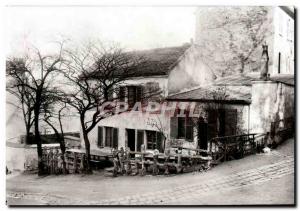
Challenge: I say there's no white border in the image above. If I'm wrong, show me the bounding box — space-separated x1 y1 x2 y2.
1 0 298 211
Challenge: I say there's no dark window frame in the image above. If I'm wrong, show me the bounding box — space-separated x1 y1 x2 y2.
127 85 143 108
104 126 118 148
145 130 164 152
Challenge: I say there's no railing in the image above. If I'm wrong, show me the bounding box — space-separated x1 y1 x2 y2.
270 117 294 145
209 133 258 164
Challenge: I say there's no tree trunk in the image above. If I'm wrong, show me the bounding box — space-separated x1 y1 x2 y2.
58 110 67 174
60 138 67 174
25 124 31 145
44 119 68 174
34 108 44 176
82 131 92 174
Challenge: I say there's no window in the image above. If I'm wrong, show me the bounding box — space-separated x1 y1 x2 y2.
118 86 126 102
99 126 118 148
144 82 160 101
127 86 142 108
278 52 281 74
278 14 283 36
287 19 293 41
177 117 193 140
207 109 237 139
146 130 163 152
103 86 114 101
170 116 194 141
97 126 103 147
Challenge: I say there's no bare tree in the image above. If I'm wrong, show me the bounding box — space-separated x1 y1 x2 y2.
6 58 34 143
61 41 149 173
197 6 270 76
6 42 65 175
42 90 69 174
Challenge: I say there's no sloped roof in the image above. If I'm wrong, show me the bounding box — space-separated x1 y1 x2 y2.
129 44 190 77
269 74 294 86
167 73 294 104
86 44 191 79
167 86 252 104
213 73 294 86
213 73 261 86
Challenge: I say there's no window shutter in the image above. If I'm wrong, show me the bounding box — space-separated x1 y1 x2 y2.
128 86 136 108
219 109 226 137
113 128 118 149
136 86 142 102
98 126 103 147
225 109 237 136
145 82 160 100
170 117 178 139
118 86 126 102
185 117 193 141
207 110 218 140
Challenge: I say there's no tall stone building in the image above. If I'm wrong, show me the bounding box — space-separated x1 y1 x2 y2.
195 6 294 76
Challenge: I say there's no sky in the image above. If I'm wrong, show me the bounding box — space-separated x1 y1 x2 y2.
5 6 196 55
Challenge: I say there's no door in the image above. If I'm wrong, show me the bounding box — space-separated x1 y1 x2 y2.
198 118 208 150
127 129 136 151
137 130 144 151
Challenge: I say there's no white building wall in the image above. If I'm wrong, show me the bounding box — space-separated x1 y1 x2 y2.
168 45 216 95
272 7 294 75
250 81 294 134
82 76 169 151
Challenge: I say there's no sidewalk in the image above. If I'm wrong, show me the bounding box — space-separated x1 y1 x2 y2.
6 138 295 205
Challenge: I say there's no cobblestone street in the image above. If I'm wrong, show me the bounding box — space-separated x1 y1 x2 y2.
7 138 295 206
90 156 294 205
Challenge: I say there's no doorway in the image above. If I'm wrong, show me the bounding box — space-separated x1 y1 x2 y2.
126 129 136 151
198 117 208 150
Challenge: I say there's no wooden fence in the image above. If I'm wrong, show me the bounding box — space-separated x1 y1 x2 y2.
209 133 264 164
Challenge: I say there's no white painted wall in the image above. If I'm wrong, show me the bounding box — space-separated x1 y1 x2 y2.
250 81 294 134
272 7 294 75
168 45 216 95
82 76 169 152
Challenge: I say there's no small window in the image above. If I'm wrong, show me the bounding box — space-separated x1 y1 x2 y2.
278 16 283 36
104 127 118 148
144 82 160 101
177 117 194 141
103 87 114 101
278 52 281 74
127 86 143 108
118 86 126 102
146 130 164 152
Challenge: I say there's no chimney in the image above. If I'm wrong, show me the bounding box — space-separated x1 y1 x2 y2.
260 43 269 80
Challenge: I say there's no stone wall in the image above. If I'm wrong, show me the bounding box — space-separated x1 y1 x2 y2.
250 81 294 134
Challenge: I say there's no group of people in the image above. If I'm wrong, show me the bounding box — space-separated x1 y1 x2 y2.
42 148 66 175
111 147 132 176
111 145 161 177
